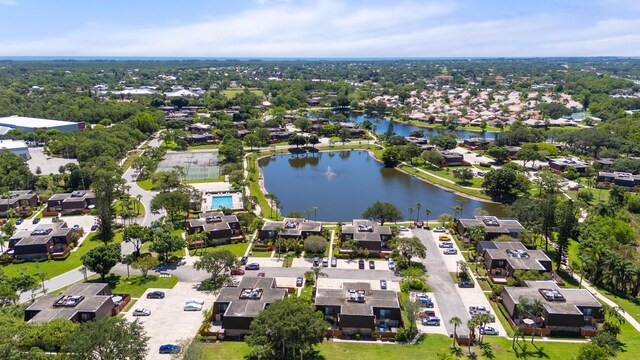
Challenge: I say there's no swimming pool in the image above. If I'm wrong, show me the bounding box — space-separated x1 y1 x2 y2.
211 195 233 209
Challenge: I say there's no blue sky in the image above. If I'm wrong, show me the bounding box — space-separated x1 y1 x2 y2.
0 0 639 57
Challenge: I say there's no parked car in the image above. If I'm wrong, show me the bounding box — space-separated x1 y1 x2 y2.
72 225 80 231
257 272 265 277
296 277 303 287
399 226 409 232
438 235 450 241
90 224 98 231
331 257 337 267
380 279 387 290
159 345 181 354
458 280 475 288
133 308 151 316
422 317 441 326
369 260 375 269
32 217 41 224
416 221 423 228
240 256 248 265
479 326 499 335
469 306 489 315
439 242 453 248
322 257 329 267
420 298 435 308
415 293 430 301
313 257 320 266
15 218 23 225
231 268 245 275
433 227 446 232
186 298 204 305
146 291 165 299
358 259 365 269
419 310 436 318
184 303 203 311
388 258 395 270
443 248 458 255
245 263 260 270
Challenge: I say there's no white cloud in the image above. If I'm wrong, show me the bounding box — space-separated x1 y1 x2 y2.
0 0 639 56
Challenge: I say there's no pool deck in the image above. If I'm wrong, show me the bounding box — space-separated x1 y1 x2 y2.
202 191 244 211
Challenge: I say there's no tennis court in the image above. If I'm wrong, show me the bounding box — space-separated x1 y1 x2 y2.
155 151 220 180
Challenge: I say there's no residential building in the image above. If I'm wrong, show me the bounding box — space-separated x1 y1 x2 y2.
548 157 589 174
0 115 84 133
315 282 401 337
463 138 493 150
0 190 39 217
456 216 526 241
9 222 74 260
44 190 95 216
597 171 640 188
340 220 392 256
0 139 30 159
185 211 243 247
439 151 464 166
476 241 552 283
259 218 322 240
212 277 287 337
501 280 604 337
25 283 119 324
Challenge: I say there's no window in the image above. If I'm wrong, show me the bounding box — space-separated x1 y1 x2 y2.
582 308 593 316
379 309 391 319
324 307 333 316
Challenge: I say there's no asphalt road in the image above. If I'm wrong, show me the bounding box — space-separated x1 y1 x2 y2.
413 228 471 335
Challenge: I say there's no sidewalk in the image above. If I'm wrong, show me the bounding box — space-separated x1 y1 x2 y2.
20 267 95 303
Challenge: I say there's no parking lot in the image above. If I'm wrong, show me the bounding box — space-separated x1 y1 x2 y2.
412 292 448 336
27 147 79 175
122 283 217 359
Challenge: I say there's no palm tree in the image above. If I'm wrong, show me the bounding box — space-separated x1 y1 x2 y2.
449 316 462 348
305 209 312 221
312 207 319 222
265 194 276 218
425 208 432 227
451 205 462 219
466 319 478 354
310 265 327 285
512 327 523 350
408 207 414 223
275 237 286 260
529 299 544 345
475 313 493 343
415 202 423 223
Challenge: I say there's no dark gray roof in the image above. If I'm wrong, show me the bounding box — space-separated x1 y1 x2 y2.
11 222 71 246
261 218 322 236
0 190 36 206
48 190 95 202
502 281 601 315
459 216 525 234
188 211 239 232
341 220 392 242
315 282 399 316
215 277 287 318
26 283 114 323
481 242 550 271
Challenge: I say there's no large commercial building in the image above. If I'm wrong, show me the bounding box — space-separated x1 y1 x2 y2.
0 116 84 133
0 139 29 159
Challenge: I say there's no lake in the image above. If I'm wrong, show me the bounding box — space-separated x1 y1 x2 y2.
258 150 506 222
348 114 497 140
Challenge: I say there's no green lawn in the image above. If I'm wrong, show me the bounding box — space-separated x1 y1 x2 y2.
189 242 250 257
188 144 219 150
397 163 489 200
223 88 264 99
182 176 225 184
87 274 178 298
121 150 142 171
136 179 154 191
114 197 144 217
1 232 123 280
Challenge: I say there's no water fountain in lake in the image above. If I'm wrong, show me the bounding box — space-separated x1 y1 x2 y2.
323 166 336 177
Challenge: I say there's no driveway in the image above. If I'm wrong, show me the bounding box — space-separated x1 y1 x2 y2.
413 228 471 335
122 283 216 360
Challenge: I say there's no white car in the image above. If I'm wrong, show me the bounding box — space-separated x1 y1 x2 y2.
479 326 499 335
183 304 203 311
433 227 446 233
133 308 151 316
186 298 204 305
399 226 409 232
388 259 395 270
